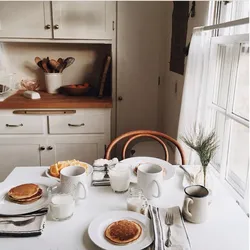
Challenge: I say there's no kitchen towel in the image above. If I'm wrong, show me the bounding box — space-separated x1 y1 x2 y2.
0 208 48 237
149 205 191 250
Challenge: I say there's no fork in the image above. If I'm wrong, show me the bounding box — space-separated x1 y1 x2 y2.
0 217 35 227
165 212 174 248
103 164 110 179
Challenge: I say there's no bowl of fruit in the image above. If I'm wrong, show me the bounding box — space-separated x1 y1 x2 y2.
60 83 90 96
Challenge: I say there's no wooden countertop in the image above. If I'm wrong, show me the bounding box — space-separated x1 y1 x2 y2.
0 91 112 109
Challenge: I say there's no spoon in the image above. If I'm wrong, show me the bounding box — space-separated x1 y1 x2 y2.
42 58 50 73
49 59 61 73
34 57 45 72
179 165 196 184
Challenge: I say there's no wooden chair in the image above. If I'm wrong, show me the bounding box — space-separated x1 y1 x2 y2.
105 130 186 165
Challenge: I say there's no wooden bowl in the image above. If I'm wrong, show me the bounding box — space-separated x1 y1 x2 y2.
60 84 90 96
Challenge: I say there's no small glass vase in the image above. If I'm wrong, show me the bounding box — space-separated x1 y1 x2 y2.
195 166 213 195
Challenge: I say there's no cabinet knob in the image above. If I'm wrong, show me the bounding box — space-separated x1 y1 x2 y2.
40 146 45 151
54 24 59 30
118 96 123 101
47 146 53 151
45 24 51 29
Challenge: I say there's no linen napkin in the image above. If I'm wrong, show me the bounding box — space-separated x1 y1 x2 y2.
149 205 191 250
92 158 119 186
0 208 48 237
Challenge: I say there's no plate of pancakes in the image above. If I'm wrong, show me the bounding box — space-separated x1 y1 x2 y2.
120 156 176 184
0 183 50 215
45 159 93 181
88 210 154 250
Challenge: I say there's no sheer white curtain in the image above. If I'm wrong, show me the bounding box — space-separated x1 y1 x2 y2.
176 28 211 164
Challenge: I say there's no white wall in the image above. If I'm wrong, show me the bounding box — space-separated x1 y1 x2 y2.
161 1 210 139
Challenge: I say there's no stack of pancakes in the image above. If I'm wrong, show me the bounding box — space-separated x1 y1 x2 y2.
105 220 142 245
8 183 42 204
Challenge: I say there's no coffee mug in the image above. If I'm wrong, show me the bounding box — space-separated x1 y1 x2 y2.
182 185 209 224
137 163 163 200
60 166 88 201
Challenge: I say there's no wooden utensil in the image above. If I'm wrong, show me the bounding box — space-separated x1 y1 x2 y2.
57 58 64 65
49 59 61 73
34 57 41 64
34 57 45 72
42 58 50 73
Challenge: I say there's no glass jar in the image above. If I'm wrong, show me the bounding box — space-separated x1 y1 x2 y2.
109 163 131 193
48 185 75 221
127 187 148 214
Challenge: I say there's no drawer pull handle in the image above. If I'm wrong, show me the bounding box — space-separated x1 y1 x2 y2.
68 123 85 127
6 123 23 128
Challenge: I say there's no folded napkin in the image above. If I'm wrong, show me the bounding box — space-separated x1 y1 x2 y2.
92 158 119 186
149 205 191 250
0 208 48 237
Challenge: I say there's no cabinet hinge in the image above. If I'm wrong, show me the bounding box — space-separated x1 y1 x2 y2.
158 76 161 86
112 21 115 31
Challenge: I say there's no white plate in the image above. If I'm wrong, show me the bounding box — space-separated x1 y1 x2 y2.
88 210 154 250
0 183 50 215
45 163 93 181
121 157 175 183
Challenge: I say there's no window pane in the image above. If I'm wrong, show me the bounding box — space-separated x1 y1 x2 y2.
213 45 232 109
226 120 249 193
211 111 225 170
233 44 249 121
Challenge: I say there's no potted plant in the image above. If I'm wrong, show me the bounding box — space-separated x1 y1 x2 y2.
181 126 218 187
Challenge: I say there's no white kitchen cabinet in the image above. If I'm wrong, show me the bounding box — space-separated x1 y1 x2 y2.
0 1 52 38
0 1 115 40
47 135 105 165
0 137 46 181
0 109 111 181
52 1 115 39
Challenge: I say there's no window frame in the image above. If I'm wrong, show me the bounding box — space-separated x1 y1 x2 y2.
206 33 249 214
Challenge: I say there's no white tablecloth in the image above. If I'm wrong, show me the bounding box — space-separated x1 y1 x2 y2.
0 166 248 250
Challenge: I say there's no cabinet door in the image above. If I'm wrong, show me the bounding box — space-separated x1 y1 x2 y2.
0 137 46 182
0 1 52 38
47 135 105 166
52 1 115 39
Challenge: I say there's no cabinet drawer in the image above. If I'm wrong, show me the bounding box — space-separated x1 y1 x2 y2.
0 115 44 134
48 113 105 134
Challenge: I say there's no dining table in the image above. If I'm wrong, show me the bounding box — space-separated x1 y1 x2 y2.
0 165 248 250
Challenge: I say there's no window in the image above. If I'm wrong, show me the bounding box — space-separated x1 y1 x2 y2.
212 1 249 35
207 3 249 213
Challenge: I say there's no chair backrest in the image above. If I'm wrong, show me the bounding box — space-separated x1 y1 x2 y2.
105 130 186 165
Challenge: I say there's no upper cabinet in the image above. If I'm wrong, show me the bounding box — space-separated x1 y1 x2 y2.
0 2 52 38
52 1 115 40
0 1 115 40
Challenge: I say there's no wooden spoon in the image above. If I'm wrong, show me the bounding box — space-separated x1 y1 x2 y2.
49 59 61 73
34 57 45 72
34 57 41 64
42 58 50 73
57 58 64 65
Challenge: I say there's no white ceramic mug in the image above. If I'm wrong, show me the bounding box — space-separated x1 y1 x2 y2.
182 185 209 224
60 166 88 201
137 163 163 200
